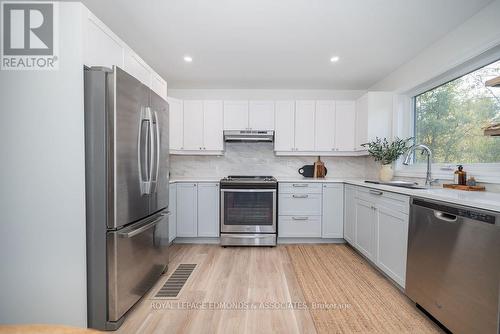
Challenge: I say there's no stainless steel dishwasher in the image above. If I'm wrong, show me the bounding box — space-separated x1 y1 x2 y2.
406 197 500 334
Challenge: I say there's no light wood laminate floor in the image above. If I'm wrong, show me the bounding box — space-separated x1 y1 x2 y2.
116 244 442 334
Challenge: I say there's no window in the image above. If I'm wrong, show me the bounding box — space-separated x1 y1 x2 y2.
414 59 500 164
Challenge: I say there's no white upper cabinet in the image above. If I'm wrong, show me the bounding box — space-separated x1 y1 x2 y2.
203 100 224 151
356 92 394 150
295 101 316 151
151 73 167 100
123 49 151 87
183 100 204 150
335 100 356 151
83 7 167 100
314 100 336 152
274 101 295 152
249 101 275 130
169 99 223 154
84 14 123 68
167 98 183 151
224 101 249 130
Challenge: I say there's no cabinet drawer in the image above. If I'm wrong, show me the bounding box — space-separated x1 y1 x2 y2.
278 216 321 237
279 193 322 215
356 186 409 214
279 182 322 194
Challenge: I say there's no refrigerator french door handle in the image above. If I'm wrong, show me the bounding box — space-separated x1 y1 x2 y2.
147 107 155 194
138 107 153 195
151 110 161 194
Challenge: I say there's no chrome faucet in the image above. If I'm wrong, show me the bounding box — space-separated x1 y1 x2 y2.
403 144 435 187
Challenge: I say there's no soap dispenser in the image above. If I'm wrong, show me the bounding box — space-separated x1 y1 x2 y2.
454 165 467 185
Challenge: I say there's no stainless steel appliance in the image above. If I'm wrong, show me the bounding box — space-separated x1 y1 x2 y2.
407 197 500 334
223 130 274 142
220 176 277 246
84 66 170 330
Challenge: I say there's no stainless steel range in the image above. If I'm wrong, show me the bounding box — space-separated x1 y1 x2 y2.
220 176 277 246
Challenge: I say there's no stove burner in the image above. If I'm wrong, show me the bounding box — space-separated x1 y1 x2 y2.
222 175 277 182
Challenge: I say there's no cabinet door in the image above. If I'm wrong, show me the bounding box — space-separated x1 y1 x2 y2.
322 184 344 238
123 49 152 86
168 184 177 243
223 101 249 130
354 198 376 261
376 205 409 287
197 183 220 237
249 101 275 130
203 101 224 151
295 101 315 151
274 101 295 152
85 15 123 68
183 100 204 150
151 73 167 100
176 183 198 237
168 98 183 151
314 101 336 152
343 186 356 244
355 94 368 151
335 101 356 151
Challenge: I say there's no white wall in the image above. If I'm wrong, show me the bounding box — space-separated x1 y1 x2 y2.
168 88 365 100
0 3 87 327
371 0 500 93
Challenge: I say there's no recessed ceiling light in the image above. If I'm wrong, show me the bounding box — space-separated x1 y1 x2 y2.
330 56 340 63
184 56 193 63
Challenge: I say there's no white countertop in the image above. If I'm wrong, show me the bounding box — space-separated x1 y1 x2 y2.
169 176 500 212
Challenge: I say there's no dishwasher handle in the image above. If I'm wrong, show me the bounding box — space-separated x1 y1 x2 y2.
434 210 458 222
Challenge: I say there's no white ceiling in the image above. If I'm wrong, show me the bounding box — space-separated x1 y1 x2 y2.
80 0 493 89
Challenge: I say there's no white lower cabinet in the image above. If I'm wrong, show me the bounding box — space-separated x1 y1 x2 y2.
375 205 408 287
176 182 220 238
343 185 356 243
176 183 198 237
345 185 410 288
322 184 344 238
354 198 377 261
279 216 322 237
168 183 177 242
197 183 220 237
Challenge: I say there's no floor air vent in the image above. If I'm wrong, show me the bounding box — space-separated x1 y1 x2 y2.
154 264 196 299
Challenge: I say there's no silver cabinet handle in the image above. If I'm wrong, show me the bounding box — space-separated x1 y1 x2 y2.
369 189 383 196
292 194 308 198
292 184 308 187
292 216 309 221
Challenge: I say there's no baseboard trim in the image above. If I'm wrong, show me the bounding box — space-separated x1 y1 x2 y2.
173 237 220 244
277 238 346 244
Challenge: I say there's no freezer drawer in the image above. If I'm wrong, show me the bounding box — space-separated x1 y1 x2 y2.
107 211 169 322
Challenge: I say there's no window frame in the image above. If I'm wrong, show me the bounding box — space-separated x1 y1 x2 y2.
395 46 500 184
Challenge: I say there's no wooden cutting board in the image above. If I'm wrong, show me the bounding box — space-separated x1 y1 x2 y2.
443 184 485 191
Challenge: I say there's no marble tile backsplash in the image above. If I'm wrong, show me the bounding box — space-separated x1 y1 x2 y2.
170 142 379 179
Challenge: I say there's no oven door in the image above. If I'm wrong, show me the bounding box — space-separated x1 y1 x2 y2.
221 189 276 233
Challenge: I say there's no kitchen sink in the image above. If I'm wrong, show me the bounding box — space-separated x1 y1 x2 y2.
364 180 427 189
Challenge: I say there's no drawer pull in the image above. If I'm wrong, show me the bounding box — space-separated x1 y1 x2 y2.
292 194 309 198
369 189 383 196
292 184 308 187
292 216 309 221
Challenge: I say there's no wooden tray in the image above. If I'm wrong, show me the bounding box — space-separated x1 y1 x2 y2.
443 184 485 191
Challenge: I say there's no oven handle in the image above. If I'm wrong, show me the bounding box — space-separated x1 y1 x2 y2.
220 189 277 193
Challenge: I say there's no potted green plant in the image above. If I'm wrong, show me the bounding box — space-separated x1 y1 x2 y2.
361 137 413 182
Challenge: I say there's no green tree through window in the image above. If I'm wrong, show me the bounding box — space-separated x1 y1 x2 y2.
414 59 500 164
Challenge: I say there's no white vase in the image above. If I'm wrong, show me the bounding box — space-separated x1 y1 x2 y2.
379 164 394 182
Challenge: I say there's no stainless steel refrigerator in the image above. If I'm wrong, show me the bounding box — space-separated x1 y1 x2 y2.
84 66 170 330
